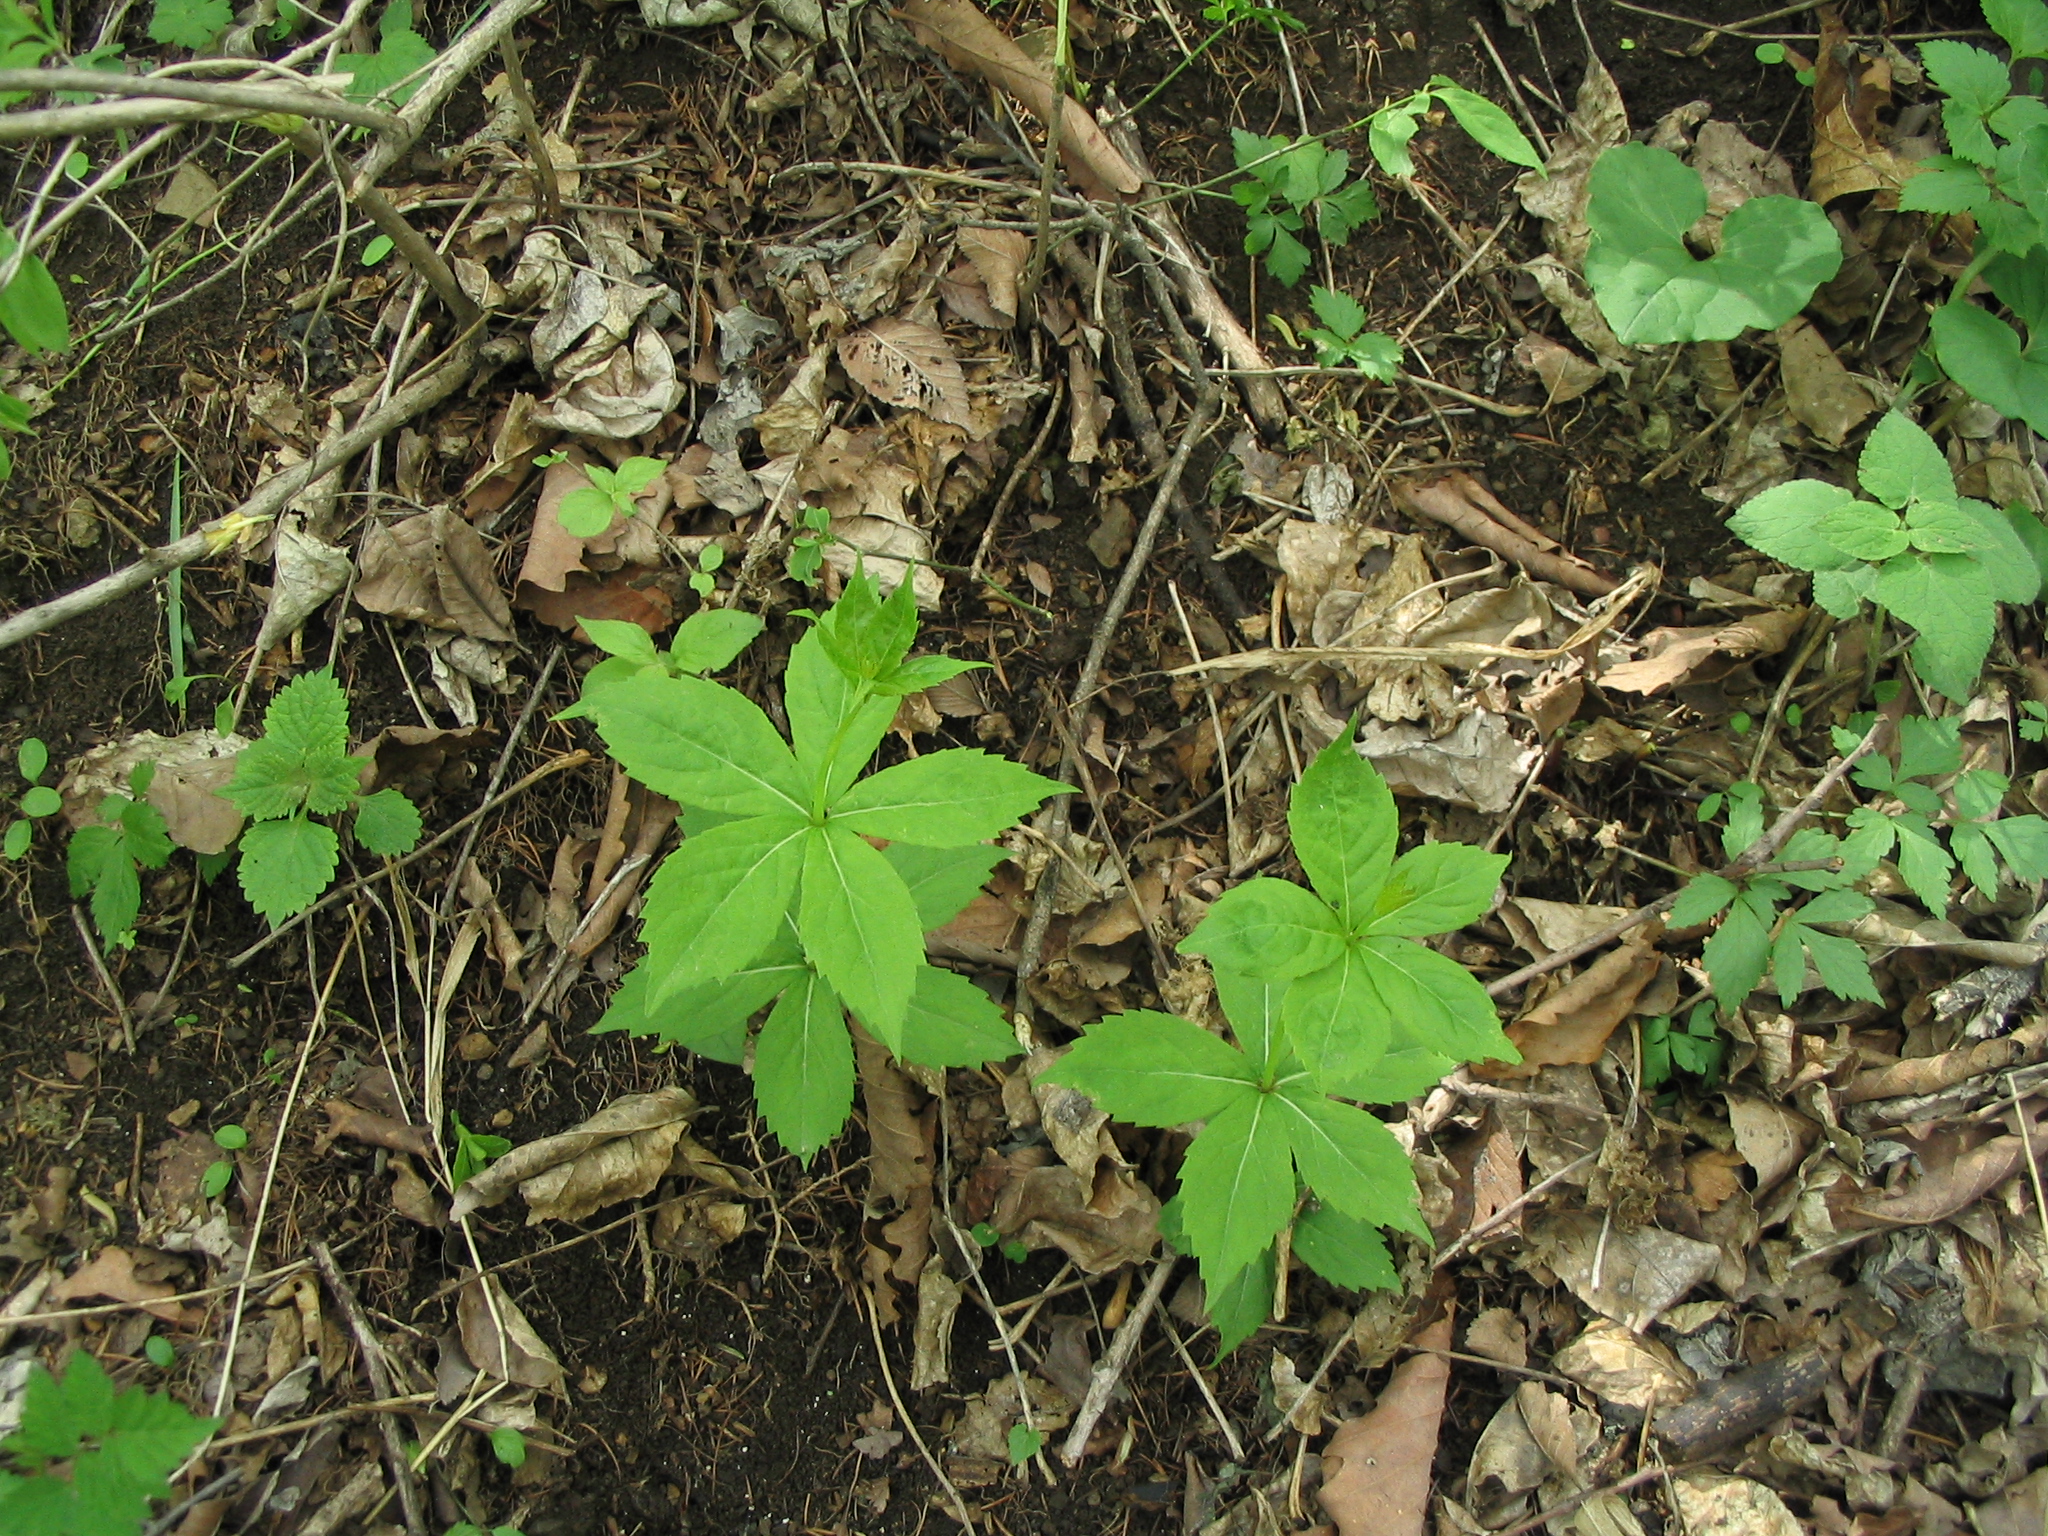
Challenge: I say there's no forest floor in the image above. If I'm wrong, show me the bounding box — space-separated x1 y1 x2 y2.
3 0 2046 1533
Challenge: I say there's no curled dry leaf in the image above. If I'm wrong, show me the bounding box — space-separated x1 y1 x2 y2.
1530 1213 1720 1330
319 1099 433 1160
896 0 1140 199
837 318 973 429
1500 925 1663 1074
1669 1474 1804 1536
910 1256 963 1391
1601 606 1807 695
1516 53 1627 266
1513 334 1603 406
960 228 1029 320
450 1088 698 1223
458 1271 568 1395
1809 14 1909 205
255 522 354 654
356 508 517 643
990 1159 1160 1274
1552 1318 1695 1409
1319 1312 1453 1536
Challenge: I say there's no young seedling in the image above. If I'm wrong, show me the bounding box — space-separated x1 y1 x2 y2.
328 0 435 104
555 607 765 721
1360 77 1544 182
2021 699 2048 741
451 1114 511 1188
4 737 60 860
1050 732 1517 1353
68 764 172 948
583 570 1062 1160
1298 286 1400 377
223 672 423 923
787 503 834 584
555 456 664 539
1639 1002 1724 1093
689 542 726 598
1583 142 1842 344
1231 131 1380 287
1753 41 1816 85
1727 412 2048 699
0 388 30 482
147 0 231 48
0 1351 217 1532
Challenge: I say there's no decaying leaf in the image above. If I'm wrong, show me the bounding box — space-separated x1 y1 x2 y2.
356 508 517 642
458 1271 568 1395
989 1157 1160 1274
960 228 1029 320
1319 1312 1453 1536
1552 1318 1694 1409
450 1088 698 1223
1530 1213 1720 1330
1502 926 1663 1073
60 729 248 854
50 1246 185 1324
1516 54 1627 266
837 318 973 428
154 162 222 228
1776 317 1877 447
255 521 354 653
910 1256 963 1390
1514 334 1604 406
1669 1474 1804 1536
1601 606 1806 696
1358 712 1540 815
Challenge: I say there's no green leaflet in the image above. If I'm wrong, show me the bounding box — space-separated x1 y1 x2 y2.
899 965 1020 1069
1702 886 1776 1007
593 672 808 815
1584 143 1842 344
785 625 897 804
1364 842 1508 936
882 843 1006 929
830 750 1066 846
1282 940 1391 1087
641 815 809 1000
238 818 339 925
1040 1010 1260 1124
593 938 806 1063
753 968 854 1164
1181 877 1348 979
1213 967 1287 1076
1293 1203 1399 1292
1269 1086 1424 1234
799 825 925 1045
1176 1094 1296 1284
353 787 422 856
1288 722 1397 927
1353 936 1512 1065
1203 1246 1277 1359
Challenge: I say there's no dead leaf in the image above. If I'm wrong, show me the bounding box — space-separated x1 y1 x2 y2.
51 1246 183 1323
1726 1095 1816 1194
1809 17 1908 205
1516 54 1627 266
1466 1308 1528 1368
1319 1312 1453 1536
356 509 517 642
1777 317 1878 447
58 729 247 855
449 1089 697 1223
154 163 222 228
319 1100 432 1160
363 723 488 799
1670 1474 1804 1536
837 318 973 428
457 1272 568 1395
990 1159 1160 1273
1531 1214 1720 1330
910 1255 962 1390
1552 1319 1695 1409
1601 606 1807 695
755 346 832 457
1514 334 1603 405
896 0 1141 198
1502 927 1662 1073
390 1155 444 1228
255 521 354 653
960 228 1029 319
1358 712 1541 815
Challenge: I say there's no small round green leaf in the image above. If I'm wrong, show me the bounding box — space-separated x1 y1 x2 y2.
213 1123 249 1150
20 786 61 818
201 1160 233 1199
17 737 47 782
489 1426 527 1468
2 820 28 860
145 1335 177 1368
361 234 395 266
1755 42 1785 62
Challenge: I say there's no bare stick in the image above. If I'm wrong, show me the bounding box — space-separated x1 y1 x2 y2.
1061 1254 1176 1464
1158 1309 1245 1461
0 70 401 130
495 36 561 224
312 1242 427 1536
1484 718 1889 998
0 333 479 651
970 380 1064 583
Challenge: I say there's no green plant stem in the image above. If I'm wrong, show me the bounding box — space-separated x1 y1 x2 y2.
166 451 187 714
1865 602 1887 704
1124 23 1230 120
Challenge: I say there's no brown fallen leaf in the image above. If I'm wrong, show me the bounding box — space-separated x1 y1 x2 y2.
1513 334 1603 406
319 1099 433 1160
1670 1473 1804 1536
1777 317 1878 447
390 1155 445 1228
1319 1311 1453 1536
355 508 517 642
1498 926 1662 1074
989 1158 1160 1273
896 0 1141 198
1600 604 1807 696
363 723 489 799
1552 1318 1694 1409
1808 13 1908 206
457 1272 568 1395
1393 473 1616 597
910 1255 963 1391
51 1246 184 1323
58 729 247 854
837 318 973 428
858 1028 935 1323
449 1089 698 1223
960 227 1029 319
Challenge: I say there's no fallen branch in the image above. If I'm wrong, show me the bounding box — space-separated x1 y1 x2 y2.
0 331 481 652
1393 470 1617 597
0 69 402 133
313 1242 427 1536
1061 1253 1176 1464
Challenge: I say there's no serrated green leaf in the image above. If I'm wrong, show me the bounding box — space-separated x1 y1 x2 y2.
785 627 898 804
1905 500 1989 553
1894 818 1957 913
1340 1046 1460 1102
1727 479 1861 573
1289 729 1398 928
1988 0 2048 56
1203 1246 1275 1359
592 945 800 1063
1214 966 1286 1077
875 653 985 696
798 825 923 1044
1354 936 1516 1065
1800 926 1885 1004
880 842 1004 929
1272 1085 1423 1236
1813 564 1882 619
592 672 807 815
1282 941 1390 1089
1859 412 1958 510
353 787 420 856
148 0 232 47
1363 842 1507 936
1176 1095 1295 1283
811 570 919 682
117 799 171 870
1875 550 1994 699
1953 820 2001 894
1929 300 2048 435
1584 143 1842 344
1988 814 2048 880
1180 877 1347 980
1293 1204 1399 1291
1797 887 1873 926
1899 158 1994 215
641 814 809 999
1923 40 2012 118
333 0 434 103
67 823 118 900
899 965 1019 1068
238 816 338 923
1670 872 1740 927
753 967 853 1164
829 749 1063 845
1897 714 1963 780
1702 890 1772 1006
1264 226 1312 287
668 608 763 675
1042 1010 1260 1125
1308 285 1366 342
1818 502 1910 560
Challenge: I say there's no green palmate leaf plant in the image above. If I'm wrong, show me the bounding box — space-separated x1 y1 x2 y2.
1299 286 1400 377
0 1351 217 1536
1049 729 1518 1353
1583 142 1842 344
1640 1002 1725 1094
1727 412 2048 699
328 0 435 104
556 456 664 539
585 570 1064 1162
224 671 422 924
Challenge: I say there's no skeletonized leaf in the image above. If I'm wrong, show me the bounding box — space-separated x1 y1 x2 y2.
837 318 974 428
